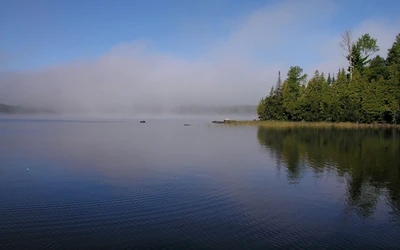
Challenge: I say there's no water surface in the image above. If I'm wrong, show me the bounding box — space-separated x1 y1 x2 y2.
0 117 399 249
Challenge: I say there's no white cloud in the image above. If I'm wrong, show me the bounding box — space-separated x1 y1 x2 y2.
0 0 398 114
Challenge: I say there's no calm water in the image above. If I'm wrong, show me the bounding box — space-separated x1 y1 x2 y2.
0 117 399 249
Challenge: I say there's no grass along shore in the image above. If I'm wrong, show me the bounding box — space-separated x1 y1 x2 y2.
219 120 400 129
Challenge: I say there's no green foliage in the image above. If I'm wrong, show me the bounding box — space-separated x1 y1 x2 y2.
257 72 287 121
327 73 332 86
364 55 389 81
387 33 400 65
347 34 380 75
299 70 329 121
257 32 400 124
348 44 369 74
257 98 267 120
282 66 307 121
356 33 380 57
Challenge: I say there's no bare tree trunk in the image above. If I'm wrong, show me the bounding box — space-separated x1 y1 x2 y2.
340 30 353 81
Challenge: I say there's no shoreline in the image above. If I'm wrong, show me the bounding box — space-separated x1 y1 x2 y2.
216 120 400 129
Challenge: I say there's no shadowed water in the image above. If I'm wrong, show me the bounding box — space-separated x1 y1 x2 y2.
0 117 399 249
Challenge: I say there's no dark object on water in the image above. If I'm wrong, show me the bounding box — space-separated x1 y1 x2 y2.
140 120 146 123
184 124 191 126
212 121 225 124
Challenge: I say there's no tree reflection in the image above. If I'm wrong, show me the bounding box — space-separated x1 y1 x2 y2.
257 127 400 218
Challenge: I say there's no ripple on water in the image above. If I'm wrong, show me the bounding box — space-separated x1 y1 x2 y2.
1 122 400 249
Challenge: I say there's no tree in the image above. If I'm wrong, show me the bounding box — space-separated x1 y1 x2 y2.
386 34 400 123
276 71 282 90
365 55 389 81
282 66 307 121
327 73 332 86
386 33 400 65
341 32 380 79
331 68 350 121
257 71 287 121
347 69 368 122
340 30 354 80
300 70 329 121
274 71 283 98
356 33 380 60
272 71 286 120
349 44 369 74
255 31 400 124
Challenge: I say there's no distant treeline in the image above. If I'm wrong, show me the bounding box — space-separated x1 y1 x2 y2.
0 102 256 115
0 103 56 114
172 105 257 115
257 32 400 124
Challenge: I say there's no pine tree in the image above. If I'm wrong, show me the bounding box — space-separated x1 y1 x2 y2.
276 71 282 89
282 66 307 121
255 32 399 124
327 73 332 85
387 33 400 65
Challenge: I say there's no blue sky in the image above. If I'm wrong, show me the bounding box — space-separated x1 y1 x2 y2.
0 0 399 112
1 0 399 71
1 0 264 70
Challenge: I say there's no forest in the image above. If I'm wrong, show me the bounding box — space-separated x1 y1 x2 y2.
257 32 400 124
0 103 55 114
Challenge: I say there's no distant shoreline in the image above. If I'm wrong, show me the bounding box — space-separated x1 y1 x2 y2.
0 103 56 115
0 103 257 116
215 120 400 129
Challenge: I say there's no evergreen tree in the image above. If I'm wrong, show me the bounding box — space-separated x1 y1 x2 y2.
256 32 400 124
386 34 400 123
327 73 332 86
386 33 400 65
276 71 282 90
282 66 307 121
365 55 389 82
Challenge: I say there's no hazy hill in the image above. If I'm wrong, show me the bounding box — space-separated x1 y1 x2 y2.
0 103 56 114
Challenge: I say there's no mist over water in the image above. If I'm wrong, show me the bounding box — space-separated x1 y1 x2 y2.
0 51 267 115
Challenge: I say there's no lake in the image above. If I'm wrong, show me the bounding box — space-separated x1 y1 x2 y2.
0 116 399 249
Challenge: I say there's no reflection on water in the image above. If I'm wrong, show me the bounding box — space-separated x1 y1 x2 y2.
1 118 400 249
257 127 400 218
